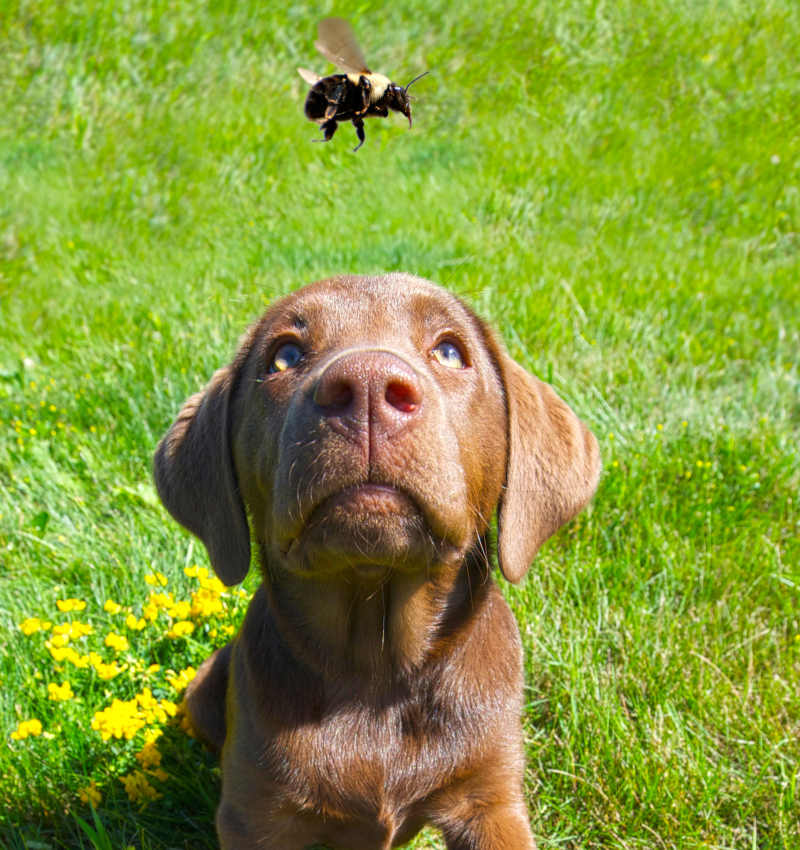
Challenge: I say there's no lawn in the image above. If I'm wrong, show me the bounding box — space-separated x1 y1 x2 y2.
1 0 798 848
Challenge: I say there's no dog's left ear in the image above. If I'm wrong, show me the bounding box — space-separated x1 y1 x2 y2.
495 353 601 583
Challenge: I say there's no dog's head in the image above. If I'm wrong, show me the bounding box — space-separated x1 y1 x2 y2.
154 274 599 587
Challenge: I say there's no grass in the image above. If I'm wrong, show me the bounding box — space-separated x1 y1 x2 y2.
1 0 798 847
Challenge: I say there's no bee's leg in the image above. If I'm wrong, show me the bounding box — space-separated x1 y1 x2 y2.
324 81 346 121
352 118 366 152
313 119 338 143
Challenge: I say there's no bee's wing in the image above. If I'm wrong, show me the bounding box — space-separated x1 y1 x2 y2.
314 17 370 74
297 67 321 85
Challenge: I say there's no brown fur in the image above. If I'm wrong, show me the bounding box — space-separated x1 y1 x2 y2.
154 274 600 849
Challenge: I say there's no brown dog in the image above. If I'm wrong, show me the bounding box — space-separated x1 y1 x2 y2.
154 273 599 850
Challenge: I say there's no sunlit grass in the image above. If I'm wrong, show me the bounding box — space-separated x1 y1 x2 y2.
1 0 798 847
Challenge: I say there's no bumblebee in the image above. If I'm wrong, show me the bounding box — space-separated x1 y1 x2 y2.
298 17 428 151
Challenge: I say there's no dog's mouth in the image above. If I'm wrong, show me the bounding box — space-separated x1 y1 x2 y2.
282 483 434 577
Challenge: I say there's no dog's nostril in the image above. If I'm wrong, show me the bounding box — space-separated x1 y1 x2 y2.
385 381 419 414
316 379 354 411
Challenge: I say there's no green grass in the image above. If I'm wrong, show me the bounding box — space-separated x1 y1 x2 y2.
1 0 798 847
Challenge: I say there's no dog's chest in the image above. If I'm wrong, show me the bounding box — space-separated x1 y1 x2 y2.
254 681 484 844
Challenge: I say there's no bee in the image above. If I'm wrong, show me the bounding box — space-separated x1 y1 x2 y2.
298 17 428 152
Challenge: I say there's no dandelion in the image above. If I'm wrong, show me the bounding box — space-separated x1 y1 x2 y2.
19 617 52 635
166 666 197 692
121 769 161 804
166 620 194 639
103 599 122 614
105 632 129 653
47 681 74 701
57 598 87 612
10 719 43 740
78 780 102 807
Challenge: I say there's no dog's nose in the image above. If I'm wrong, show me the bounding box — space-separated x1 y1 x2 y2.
313 350 423 439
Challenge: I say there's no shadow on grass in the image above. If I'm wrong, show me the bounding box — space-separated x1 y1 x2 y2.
2 727 220 850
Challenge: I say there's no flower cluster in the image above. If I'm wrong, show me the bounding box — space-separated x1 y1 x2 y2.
90 689 177 741
10 566 248 810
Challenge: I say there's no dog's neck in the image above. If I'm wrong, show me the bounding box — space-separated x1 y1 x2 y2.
257 543 492 685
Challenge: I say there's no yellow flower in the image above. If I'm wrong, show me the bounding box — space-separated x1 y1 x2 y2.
121 769 161 804
142 603 159 622
50 633 70 648
104 632 129 653
47 681 74 701
184 565 207 579
135 688 178 725
91 698 146 741
46 644 90 668
148 591 174 610
52 621 93 640
166 666 197 692
190 587 224 618
135 740 162 769
125 613 147 631
10 719 43 740
146 664 161 674
167 600 191 620
19 617 52 635
103 599 122 614
144 727 163 744
78 780 102 807
144 571 168 587
166 620 194 639
57 598 87 612
91 654 124 680
199 574 225 594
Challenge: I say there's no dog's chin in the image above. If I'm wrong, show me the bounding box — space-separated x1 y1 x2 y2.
282 485 437 580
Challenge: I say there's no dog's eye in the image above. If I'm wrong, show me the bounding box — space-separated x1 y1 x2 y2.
268 342 304 374
432 340 467 369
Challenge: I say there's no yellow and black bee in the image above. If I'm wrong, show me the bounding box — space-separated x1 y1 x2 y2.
298 17 428 152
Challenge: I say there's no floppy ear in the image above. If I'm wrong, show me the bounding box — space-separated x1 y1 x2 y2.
496 355 600 583
153 366 251 586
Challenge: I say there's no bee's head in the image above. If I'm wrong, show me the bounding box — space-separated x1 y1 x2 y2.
388 72 429 128
386 85 412 126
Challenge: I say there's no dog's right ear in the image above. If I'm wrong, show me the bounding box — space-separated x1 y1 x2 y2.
154 365 250 586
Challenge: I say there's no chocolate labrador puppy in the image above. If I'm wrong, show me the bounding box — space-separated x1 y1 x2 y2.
154 273 599 850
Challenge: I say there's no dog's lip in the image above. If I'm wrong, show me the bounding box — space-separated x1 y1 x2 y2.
280 483 423 554
310 482 419 516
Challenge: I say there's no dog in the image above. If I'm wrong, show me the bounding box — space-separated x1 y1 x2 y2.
154 273 600 850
